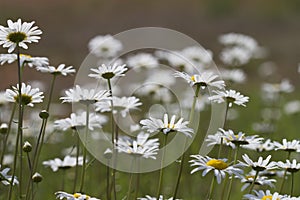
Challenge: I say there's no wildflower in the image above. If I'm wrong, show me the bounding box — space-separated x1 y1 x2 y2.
237 171 276 191
5 83 44 107
284 100 300 115
220 46 252 66
220 68 246 84
60 85 110 104
174 71 225 89
89 63 127 80
116 132 159 159
55 191 100 200
262 79 294 94
273 139 300 153
36 64 75 76
95 96 142 117
181 46 213 67
219 33 259 53
54 112 107 131
208 89 249 107
189 155 244 184
244 139 275 152
0 19 42 53
138 195 180 200
0 53 48 67
205 132 225 147
0 165 19 185
43 155 83 172
277 159 300 173
88 34 122 58
140 113 194 137
244 190 284 200
32 172 43 183
241 154 277 172
126 53 158 70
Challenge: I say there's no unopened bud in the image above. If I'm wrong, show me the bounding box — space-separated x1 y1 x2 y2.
32 172 43 183
0 123 8 134
104 148 113 159
23 141 32 152
39 110 49 119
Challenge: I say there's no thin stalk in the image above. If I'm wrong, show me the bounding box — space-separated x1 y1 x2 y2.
217 103 229 159
107 78 114 144
134 159 140 200
291 172 294 196
61 170 66 190
79 104 90 192
226 145 239 200
207 176 215 200
279 169 287 193
248 170 259 194
73 132 80 193
0 104 16 165
173 85 200 199
25 151 33 200
156 135 168 199
126 158 136 200
8 45 23 200
106 160 111 200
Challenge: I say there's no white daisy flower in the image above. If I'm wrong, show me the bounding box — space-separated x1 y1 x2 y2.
262 79 294 94
135 84 174 103
189 155 244 184
60 85 110 104
174 71 225 89
205 132 226 147
0 19 42 53
273 139 300 153
277 159 300 173
237 171 276 191
138 195 180 200
5 83 44 107
36 64 75 76
0 53 48 67
126 53 159 71
43 155 83 172
284 100 300 115
0 165 19 185
88 34 122 58
89 63 128 80
116 132 159 159
95 96 142 117
219 33 259 53
208 89 249 107
244 190 285 200
55 191 100 200
140 113 194 137
241 154 277 172
220 46 252 66
54 112 107 131
244 139 275 152
181 46 213 67
220 68 246 84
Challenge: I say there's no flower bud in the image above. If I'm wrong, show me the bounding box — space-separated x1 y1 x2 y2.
39 110 49 119
104 148 113 159
23 141 32 152
32 172 43 183
0 123 8 134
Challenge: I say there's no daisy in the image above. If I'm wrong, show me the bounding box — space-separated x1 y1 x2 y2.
95 96 142 117
181 46 213 67
60 85 110 104
273 139 300 153
189 155 244 184
0 165 19 185
241 154 277 172
116 132 159 159
208 89 249 107
88 34 122 58
277 159 300 173
43 155 83 172
0 19 42 53
284 100 300 115
36 64 75 76
140 113 194 137
220 68 246 84
220 46 252 66
54 112 107 131
55 191 100 200
0 53 48 67
126 53 159 70
244 190 285 200
5 83 44 107
219 33 259 52
205 132 226 147
244 139 275 152
237 171 276 191
262 79 294 94
138 195 180 200
174 71 225 89
89 63 128 80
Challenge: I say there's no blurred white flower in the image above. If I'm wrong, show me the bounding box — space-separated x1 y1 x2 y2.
189 155 244 184
0 165 19 185
262 79 294 94
43 155 83 172
95 96 142 117
209 89 249 107
0 91 9 106
220 69 246 84
88 34 122 58
5 83 44 107
36 64 75 76
220 46 252 66
244 139 274 152
140 113 193 137
219 33 259 53
284 100 300 115
126 53 158 71
89 63 127 80
237 170 276 191
0 53 48 68
273 139 300 153
181 46 213 67
0 19 42 53
138 195 180 200
55 191 100 200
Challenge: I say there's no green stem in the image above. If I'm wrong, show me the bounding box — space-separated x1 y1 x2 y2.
0 104 16 165
156 135 168 199
226 145 239 200
217 103 229 159
208 176 215 200
248 170 259 194
173 85 200 199
106 160 111 200
73 132 80 193
126 158 136 200
79 104 90 192
291 172 294 196
279 169 287 193
135 159 140 200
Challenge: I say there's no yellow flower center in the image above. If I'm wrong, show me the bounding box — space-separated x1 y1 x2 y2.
14 94 32 105
261 195 279 200
245 175 255 180
20 54 32 59
7 32 27 43
167 123 175 129
102 72 115 79
206 159 228 170
73 193 81 198
191 75 196 82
